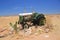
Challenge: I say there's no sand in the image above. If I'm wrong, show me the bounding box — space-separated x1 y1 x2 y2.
0 15 60 40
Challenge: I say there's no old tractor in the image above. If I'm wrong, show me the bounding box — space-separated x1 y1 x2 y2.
18 13 46 29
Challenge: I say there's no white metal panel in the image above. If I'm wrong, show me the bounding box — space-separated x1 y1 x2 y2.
19 13 33 16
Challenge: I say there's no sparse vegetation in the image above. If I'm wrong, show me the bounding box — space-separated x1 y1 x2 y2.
9 22 18 34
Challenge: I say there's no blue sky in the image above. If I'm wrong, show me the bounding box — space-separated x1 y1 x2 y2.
0 0 60 16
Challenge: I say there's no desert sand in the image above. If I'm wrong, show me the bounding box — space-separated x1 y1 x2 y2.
0 15 60 40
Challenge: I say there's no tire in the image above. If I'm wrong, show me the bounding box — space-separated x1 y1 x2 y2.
24 24 29 29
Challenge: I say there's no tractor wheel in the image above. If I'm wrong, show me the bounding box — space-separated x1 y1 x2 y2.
24 24 29 29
